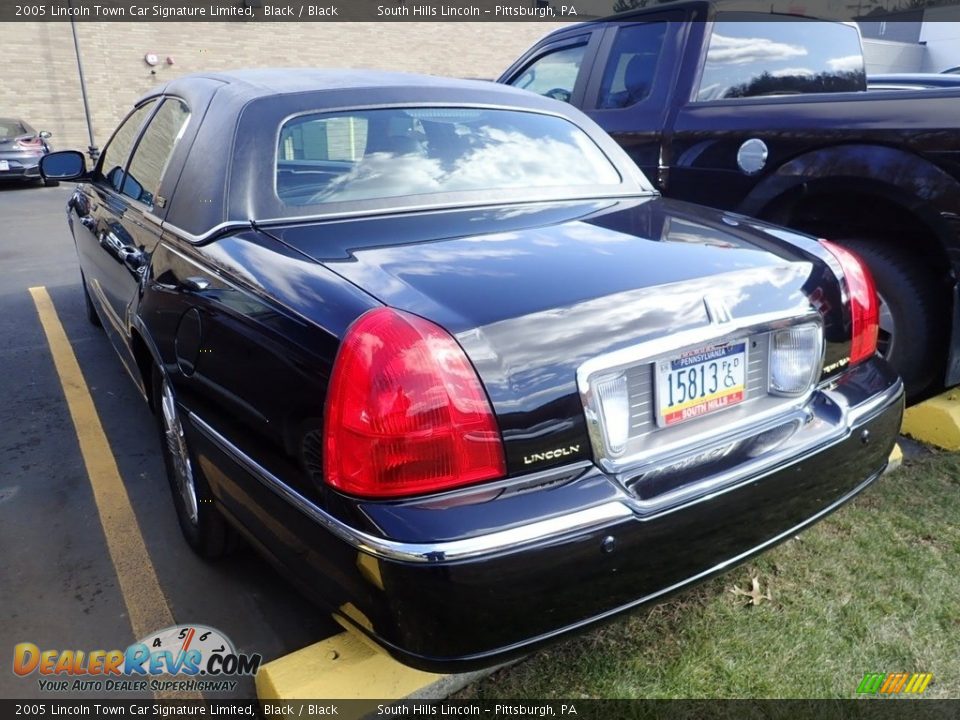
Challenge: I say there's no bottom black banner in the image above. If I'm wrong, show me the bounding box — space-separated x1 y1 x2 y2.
4 699 960 720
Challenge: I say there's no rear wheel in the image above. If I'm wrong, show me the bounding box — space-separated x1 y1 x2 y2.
839 239 944 400
153 366 236 559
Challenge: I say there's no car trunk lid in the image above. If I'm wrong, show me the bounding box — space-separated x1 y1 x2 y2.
267 198 838 477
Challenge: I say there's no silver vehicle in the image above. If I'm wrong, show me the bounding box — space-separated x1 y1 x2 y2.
0 118 56 185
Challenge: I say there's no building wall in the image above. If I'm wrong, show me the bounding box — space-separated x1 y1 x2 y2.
0 22 563 153
857 16 923 44
919 13 960 72
861 38 925 74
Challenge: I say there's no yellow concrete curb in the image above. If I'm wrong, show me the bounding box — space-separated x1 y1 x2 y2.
885 443 903 474
256 631 445 703
902 390 960 451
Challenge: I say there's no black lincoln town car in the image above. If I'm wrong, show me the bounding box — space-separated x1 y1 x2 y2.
41 70 903 671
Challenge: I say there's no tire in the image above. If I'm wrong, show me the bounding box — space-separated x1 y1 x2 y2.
152 366 237 559
81 274 102 328
839 238 945 400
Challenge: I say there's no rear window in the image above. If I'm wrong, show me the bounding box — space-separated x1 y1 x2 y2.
697 17 866 101
0 119 28 139
276 107 621 206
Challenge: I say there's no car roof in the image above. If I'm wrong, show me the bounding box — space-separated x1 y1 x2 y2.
132 68 650 238
141 68 530 106
532 0 852 44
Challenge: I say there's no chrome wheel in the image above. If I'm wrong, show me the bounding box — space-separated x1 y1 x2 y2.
877 291 895 359
160 378 198 525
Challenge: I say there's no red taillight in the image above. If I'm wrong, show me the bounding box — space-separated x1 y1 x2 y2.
324 307 506 498
819 240 880 365
15 137 43 150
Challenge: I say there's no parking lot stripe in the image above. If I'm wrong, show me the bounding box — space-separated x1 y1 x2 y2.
27 286 176 642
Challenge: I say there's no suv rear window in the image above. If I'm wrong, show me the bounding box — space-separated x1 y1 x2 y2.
697 16 866 101
276 107 621 206
0 119 28 139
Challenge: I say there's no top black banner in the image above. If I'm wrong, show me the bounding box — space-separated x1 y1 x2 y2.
4 0 960 23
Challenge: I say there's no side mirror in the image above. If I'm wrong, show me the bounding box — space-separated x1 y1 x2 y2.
39 130 52 139
40 151 87 182
121 173 145 203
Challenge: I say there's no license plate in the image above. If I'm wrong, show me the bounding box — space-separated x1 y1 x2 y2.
655 342 747 427
0 161 9 171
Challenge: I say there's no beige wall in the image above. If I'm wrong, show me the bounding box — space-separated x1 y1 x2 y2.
0 22 562 153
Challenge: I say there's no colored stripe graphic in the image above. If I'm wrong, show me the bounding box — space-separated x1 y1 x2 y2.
906 673 934 694
858 672 932 695
857 673 886 694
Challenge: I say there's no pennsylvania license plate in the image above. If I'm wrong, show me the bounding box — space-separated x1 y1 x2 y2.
655 342 747 427
0 161 9 171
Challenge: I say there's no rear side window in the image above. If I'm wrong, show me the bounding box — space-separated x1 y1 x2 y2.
697 17 866 101
507 41 588 104
0 119 28 139
276 107 621 206
597 23 668 109
123 98 190 207
98 101 156 192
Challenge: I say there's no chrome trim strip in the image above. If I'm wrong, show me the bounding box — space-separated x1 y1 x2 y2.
185 375 901 564
90 278 148 401
89 278 125 337
577 308 821 473
622 377 904 519
403 463 890 667
159 220 251 245
578 309 819 386
842 380 904 429
623 411 809 515
187 412 632 564
164 196 654 245
254 194 647 229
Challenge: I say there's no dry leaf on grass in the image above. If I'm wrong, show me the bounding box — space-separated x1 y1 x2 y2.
730 576 772 606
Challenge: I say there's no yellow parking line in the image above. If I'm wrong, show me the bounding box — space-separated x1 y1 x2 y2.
28 287 175 643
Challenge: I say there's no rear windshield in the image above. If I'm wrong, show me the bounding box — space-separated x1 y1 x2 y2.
697 17 866 101
0 119 28 139
276 107 621 206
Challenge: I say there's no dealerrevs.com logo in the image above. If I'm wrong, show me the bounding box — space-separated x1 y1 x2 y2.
13 625 262 693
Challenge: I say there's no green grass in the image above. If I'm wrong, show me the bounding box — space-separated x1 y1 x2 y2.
458 449 960 699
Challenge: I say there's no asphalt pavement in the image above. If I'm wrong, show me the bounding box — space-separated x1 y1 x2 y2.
0 181 339 700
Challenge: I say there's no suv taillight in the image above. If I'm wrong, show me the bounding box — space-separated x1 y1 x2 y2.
324 307 506 498
819 240 880 365
15 137 42 150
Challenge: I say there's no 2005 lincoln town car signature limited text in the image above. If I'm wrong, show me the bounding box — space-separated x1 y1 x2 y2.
39 69 903 671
